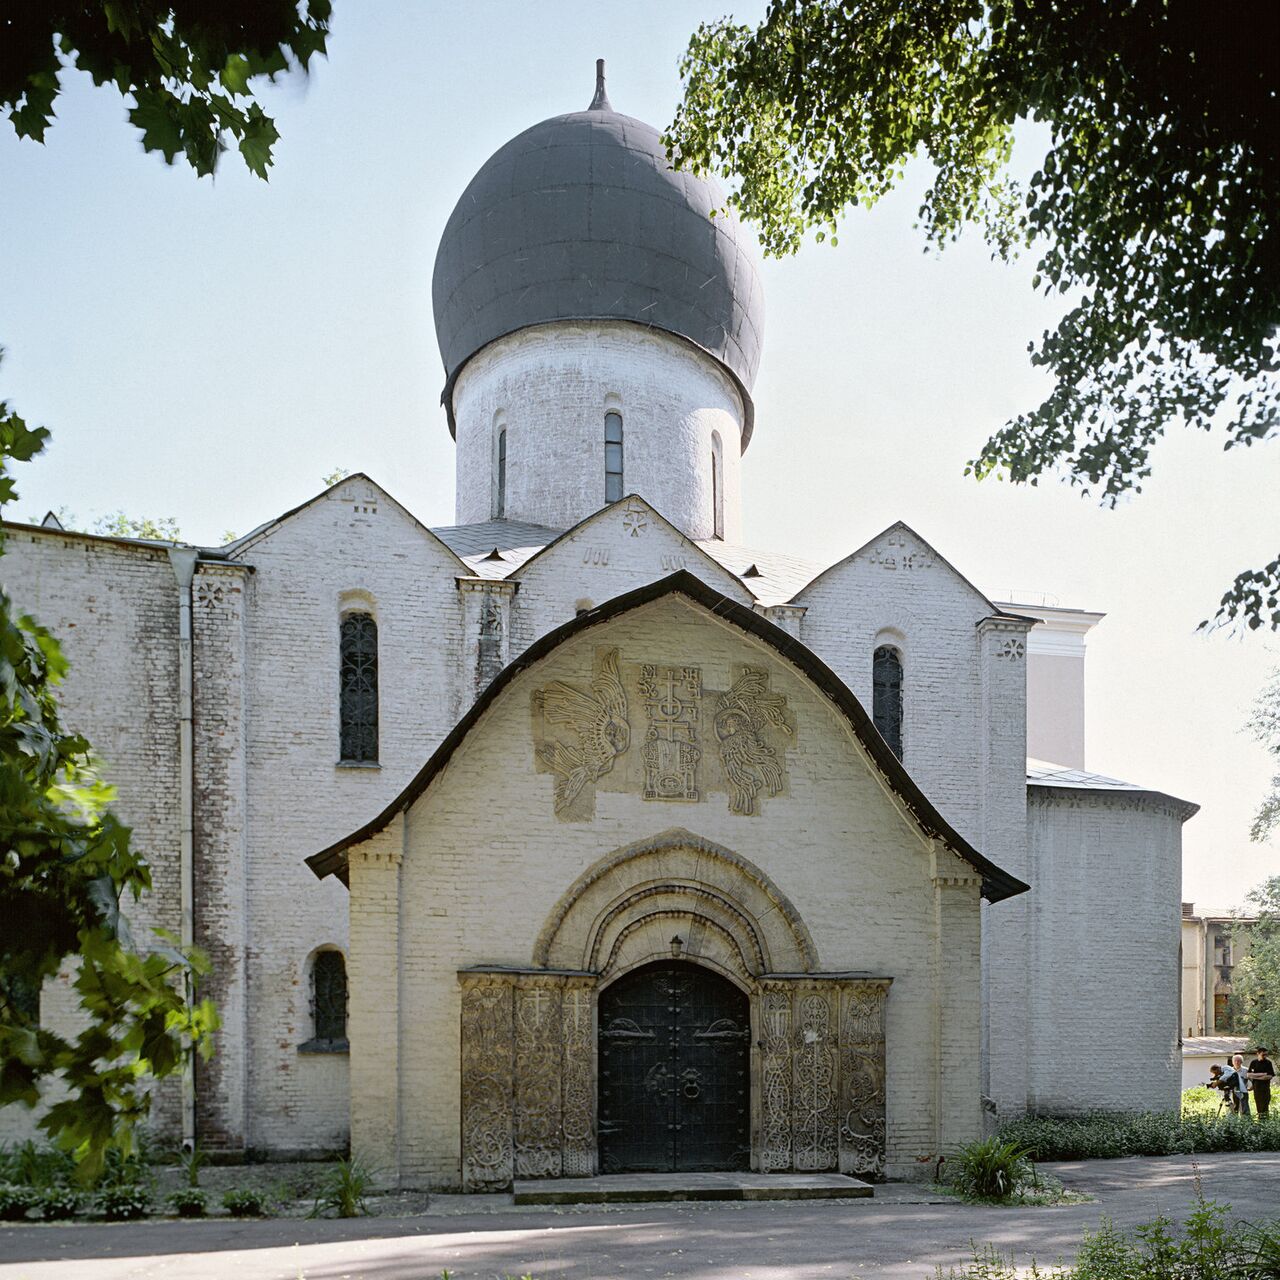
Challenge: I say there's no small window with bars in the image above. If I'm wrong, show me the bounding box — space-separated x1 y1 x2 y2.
604 412 624 503
339 612 378 763
309 951 348 1047
872 645 904 761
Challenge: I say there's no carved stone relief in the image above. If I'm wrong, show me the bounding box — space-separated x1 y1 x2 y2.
714 668 793 816
621 501 648 537
759 987 793 1171
639 665 702 801
513 980 563 1178
534 648 630 818
533 656 795 819
560 979 596 1176
459 979 515 1192
477 593 505 691
460 970 600 1190
792 989 839 1171
758 978 889 1178
838 985 888 1178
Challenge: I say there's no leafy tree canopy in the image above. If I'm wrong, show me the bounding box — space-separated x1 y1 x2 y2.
1232 877 1280 1054
0 364 217 1177
1247 667 1280 845
91 512 181 541
1 1 331 178
669 0 1280 628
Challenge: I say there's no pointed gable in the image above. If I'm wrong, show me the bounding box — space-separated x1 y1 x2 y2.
227 473 470 573
795 521 998 615
507 495 756 649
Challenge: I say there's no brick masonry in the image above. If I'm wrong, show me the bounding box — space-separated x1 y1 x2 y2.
0 470 1188 1164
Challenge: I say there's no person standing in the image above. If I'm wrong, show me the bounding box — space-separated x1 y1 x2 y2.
1248 1047 1275 1118
1230 1053 1252 1117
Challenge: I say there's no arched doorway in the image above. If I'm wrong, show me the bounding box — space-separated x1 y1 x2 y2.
598 961 750 1173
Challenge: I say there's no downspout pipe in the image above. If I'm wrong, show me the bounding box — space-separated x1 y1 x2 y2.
168 545 198 1153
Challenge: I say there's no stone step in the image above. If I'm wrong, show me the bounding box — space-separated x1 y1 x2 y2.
513 1172 874 1205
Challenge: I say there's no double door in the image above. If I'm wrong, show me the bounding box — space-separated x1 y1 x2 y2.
597 961 750 1172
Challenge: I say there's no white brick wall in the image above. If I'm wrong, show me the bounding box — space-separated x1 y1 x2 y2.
453 323 745 541
0 529 185 1140
231 478 469 1154
1025 787 1184 1112
794 524 1034 1114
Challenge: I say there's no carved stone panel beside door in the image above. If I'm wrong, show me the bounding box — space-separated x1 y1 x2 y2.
459 969 598 1190
758 977 890 1178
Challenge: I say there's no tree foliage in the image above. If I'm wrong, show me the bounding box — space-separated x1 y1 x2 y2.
668 0 1280 628
91 512 181 541
1247 668 1280 845
0 361 217 1178
1231 877 1280 1054
1 1 331 178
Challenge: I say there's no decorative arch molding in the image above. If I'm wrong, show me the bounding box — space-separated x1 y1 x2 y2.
599 908 758 981
587 883 766 976
533 828 818 974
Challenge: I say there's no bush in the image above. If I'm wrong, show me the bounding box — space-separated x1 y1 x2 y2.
167 1187 208 1218
0 1183 38 1221
947 1137 1034 1202
36 1186 81 1219
309 1157 374 1219
0 1141 76 1189
222 1187 271 1217
998 1109 1280 1162
95 1184 151 1221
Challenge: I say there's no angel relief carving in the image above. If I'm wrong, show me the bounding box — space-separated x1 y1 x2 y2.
714 667 793 815
535 648 630 817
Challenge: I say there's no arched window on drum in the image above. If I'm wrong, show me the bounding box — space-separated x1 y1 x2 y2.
604 411 624 503
710 430 725 539
872 645 904 760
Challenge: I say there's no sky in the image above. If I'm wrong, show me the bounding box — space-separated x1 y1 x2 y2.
1 1 1276 909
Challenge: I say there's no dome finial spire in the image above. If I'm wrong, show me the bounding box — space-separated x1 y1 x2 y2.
588 58 612 111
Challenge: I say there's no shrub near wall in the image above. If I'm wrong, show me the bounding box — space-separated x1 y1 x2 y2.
1001 1109 1280 1161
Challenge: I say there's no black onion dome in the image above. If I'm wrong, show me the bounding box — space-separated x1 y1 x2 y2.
431 62 765 446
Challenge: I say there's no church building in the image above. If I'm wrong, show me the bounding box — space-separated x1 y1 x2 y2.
1 65 1197 1188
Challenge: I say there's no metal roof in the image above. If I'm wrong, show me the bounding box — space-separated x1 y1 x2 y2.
1027 759 1199 819
431 65 765 444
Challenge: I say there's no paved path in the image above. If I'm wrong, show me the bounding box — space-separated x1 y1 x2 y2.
2 1152 1278 1280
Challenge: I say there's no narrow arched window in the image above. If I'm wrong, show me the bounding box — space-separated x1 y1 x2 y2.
339 612 378 763
604 411 624 503
311 951 348 1044
711 430 725 539
873 646 903 760
495 428 507 518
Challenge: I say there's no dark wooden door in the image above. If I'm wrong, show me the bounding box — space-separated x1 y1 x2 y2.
598 961 750 1173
